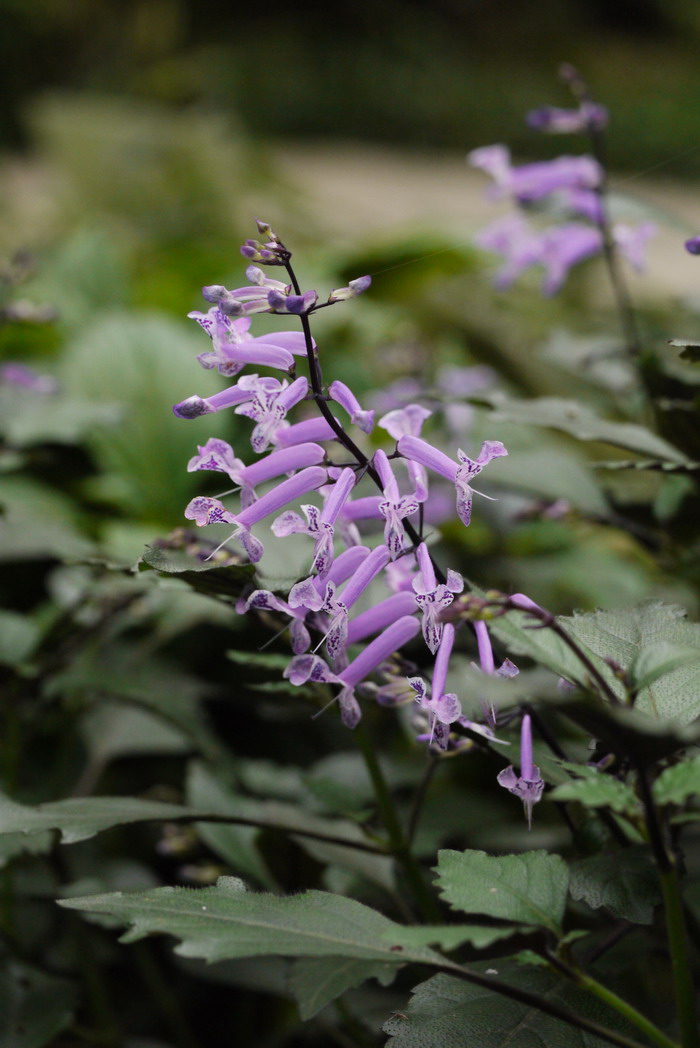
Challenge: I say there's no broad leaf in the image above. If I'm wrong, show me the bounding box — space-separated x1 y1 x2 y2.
0 792 206 845
383 967 637 1048
290 957 396 1020
435 850 569 934
549 776 639 815
381 924 529 951
0 387 121 447
569 849 660 925
60 880 444 965
565 603 700 723
654 756 700 807
140 545 256 601
486 394 689 463
631 642 700 694
0 961 76 1048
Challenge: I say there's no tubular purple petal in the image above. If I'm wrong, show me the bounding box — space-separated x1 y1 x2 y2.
234 466 327 528
474 620 495 675
322 545 370 588
273 417 340 447
340 495 384 521
397 435 457 482
347 592 418 645
415 542 436 592
520 713 534 781
241 443 326 487
321 467 357 525
339 615 420 688
432 623 455 699
373 448 399 499
338 544 391 610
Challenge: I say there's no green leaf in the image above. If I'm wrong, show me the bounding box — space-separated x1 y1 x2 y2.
50 641 225 765
654 756 700 806
381 924 529 951
553 691 700 764
485 394 689 463
630 642 700 694
565 603 700 724
0 387 121 447
0 477 95 561
0 791 205 845
59 310 222 522
0 961 77 1048
383 966 637 1048
569 848 660 924
549 776 639 815
487 446 608 514
59 880 444 965
290 957 396 1020
435 850 569 934
141 545 255 601
0 611 39 666
186 763 277 890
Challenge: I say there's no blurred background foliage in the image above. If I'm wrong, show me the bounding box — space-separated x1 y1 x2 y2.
4 3 700 1045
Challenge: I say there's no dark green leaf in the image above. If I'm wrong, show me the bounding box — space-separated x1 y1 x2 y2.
383 965 638 1048
435 850 569 934
485 394 689 463
141 544 255 601
549 776 639 815
569 849 660 924
60 880 443 965
290 957 396 1019
0 961 76 1048
654 756 700 806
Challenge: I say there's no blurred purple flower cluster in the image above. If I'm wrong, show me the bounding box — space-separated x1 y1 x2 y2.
468 102 655 295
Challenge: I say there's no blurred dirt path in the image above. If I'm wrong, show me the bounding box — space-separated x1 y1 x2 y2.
274 141 700 303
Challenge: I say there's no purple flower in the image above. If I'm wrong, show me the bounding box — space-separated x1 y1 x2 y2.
472 620 519 726
184 465 327 563
468 145 602 203
235 375 309 453
271 466 357 577
475 213 655 296
685 236 700 256
187 439 325 509
526 102 608 135
243 545 371 654
397 435 507 527
346 591 418 646
284 615 420 727
412 543 463 653
268 289 319 314
188 308 307 375
288 543 392 659
374 449 420 556
0 362 58 394
409 623 462 749
173 374 278 420
327 275 372 303
272 415 341 448
378 403 432 499
201 269 291 315
328 380 375 434
497 713 544 829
